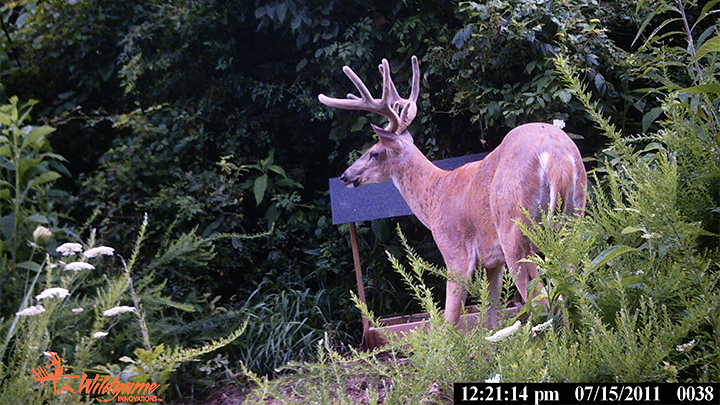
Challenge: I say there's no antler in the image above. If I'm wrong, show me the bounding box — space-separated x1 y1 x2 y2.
319 56 420 134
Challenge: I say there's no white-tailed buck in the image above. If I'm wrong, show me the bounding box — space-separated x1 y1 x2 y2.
319 56 587 327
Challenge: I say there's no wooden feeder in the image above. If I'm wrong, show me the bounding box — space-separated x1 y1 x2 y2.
329 153 490 349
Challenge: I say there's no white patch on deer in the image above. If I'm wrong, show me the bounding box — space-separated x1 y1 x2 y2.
538 152 550 181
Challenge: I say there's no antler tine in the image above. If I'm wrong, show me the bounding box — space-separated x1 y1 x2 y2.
395 55 419 133
408 55 420 104
317 65 375 111
379 59 401 104
341 65 375 104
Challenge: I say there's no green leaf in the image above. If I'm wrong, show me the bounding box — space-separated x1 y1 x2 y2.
699 0 720 19
350 116 368 132
29 171 61 188
15 261 42 272
0 145 11 158
621 226 645 235
641 107 663 133
680 223 719 237
253 174 268 205
690 35 720 63
22 125 56 149
27 214 49 223
557 89 572 103
0 113 12 126
276 2 287 22
589 245 638 272
268 165 287 178
681 83 720 95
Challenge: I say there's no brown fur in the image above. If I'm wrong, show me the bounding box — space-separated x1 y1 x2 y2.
341 123 587 326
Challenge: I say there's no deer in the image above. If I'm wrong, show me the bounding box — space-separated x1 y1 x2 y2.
319 56 587 327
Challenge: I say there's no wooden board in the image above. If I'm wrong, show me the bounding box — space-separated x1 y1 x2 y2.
364 305 519 349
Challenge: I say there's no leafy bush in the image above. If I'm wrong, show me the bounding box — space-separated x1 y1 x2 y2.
0 97 69 294
0 213 247 404
424 0 632 143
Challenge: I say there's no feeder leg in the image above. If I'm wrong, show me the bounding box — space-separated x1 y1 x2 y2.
349 222 373 347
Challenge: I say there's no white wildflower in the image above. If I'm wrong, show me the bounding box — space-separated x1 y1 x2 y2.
485 374 502 383
531 318 554 332
103 306 136 317
485 321 522 342
552 119 566 129
64 261 95 271
35 287 70 301
33 226 52 245
92 331 109 338
16 305 46 316
56 243 83 256
71 307 84 313
676 339 696 352
83 246 115 258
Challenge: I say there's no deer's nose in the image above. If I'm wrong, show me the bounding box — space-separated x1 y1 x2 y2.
340 172 359 188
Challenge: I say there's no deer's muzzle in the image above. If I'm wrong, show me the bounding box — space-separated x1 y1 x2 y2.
340 172 360 188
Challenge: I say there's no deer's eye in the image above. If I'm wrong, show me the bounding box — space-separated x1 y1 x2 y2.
369 152 380 160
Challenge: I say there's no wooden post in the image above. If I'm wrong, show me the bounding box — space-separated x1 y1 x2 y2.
348 222 372 346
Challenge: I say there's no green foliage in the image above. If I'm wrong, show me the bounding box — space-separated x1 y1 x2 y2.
0 214 249 403
0 96 67 263
1 0 719 400
110 324 246 395
232 283 350 376
425 0 629 139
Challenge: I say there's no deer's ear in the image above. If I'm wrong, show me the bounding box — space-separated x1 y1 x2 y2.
371 124 400 148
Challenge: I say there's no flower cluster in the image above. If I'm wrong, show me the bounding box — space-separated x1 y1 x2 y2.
36 287 70 300
484 318 555 342
56 242 83 256
54 242 114 272
65 262 95 271
33 226 52 245
485 374 502 383
485 320 522 342
83 246 115 258
675 339 696 352
16 305 46 316
103 306 136 317
530 318 553 333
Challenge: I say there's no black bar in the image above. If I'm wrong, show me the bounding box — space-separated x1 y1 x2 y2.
454 383 720 405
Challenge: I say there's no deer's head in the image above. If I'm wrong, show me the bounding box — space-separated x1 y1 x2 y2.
319 57 420 188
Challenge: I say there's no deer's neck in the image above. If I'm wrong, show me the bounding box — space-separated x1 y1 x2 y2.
390 145 447 229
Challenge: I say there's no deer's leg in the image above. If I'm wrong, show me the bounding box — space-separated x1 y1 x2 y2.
435 239 474 325
444 277 466 325
485 266 503 328
496 224 540 304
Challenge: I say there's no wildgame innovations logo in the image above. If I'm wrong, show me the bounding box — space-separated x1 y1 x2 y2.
31 351 163 403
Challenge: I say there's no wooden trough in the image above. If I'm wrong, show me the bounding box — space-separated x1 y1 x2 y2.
329 153 496 349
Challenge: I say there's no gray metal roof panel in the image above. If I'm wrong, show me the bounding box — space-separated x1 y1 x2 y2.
329 153 487 224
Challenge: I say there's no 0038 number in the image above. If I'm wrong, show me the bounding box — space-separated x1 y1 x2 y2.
677 386 714 402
